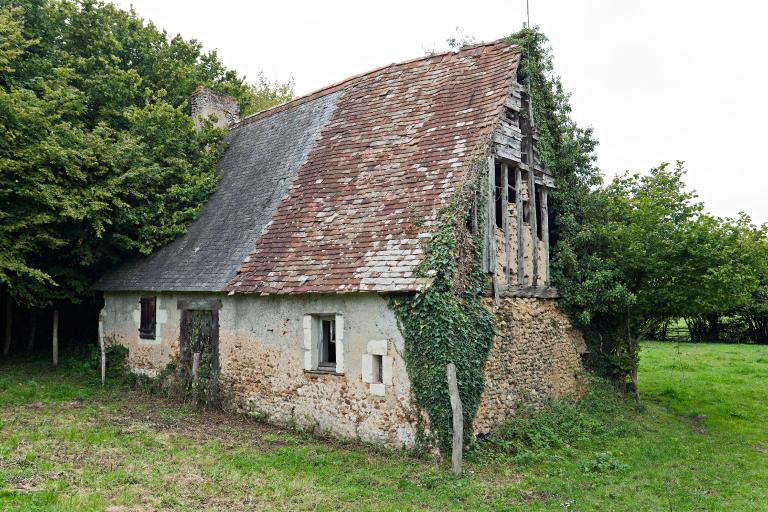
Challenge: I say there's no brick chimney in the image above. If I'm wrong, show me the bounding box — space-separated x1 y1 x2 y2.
191 86 240 131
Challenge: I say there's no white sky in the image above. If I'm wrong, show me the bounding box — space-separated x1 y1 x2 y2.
114 0 768 224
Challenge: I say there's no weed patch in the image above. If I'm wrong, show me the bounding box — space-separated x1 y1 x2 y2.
480 378 637 460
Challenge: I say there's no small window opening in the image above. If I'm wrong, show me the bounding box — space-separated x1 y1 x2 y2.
494 162 503 229
139 296 156 340
522 200 530 224
535 185 543 240
507 166 516 205
319 318 336 369
504 106 518 124
372 354 383 384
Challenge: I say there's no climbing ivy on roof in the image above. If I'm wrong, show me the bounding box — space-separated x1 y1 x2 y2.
391 156 495 453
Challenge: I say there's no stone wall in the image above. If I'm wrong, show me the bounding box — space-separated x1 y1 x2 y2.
191 86 240 130
474 297 587 435
102 290 586 447
101 292 418 447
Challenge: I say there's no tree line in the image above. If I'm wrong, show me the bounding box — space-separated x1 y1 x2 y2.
0 0 291 354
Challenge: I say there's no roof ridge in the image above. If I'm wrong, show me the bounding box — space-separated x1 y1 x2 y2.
231 37 516 129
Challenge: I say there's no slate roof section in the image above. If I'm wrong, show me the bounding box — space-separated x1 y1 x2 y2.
227 39 521 294
95 91 341 291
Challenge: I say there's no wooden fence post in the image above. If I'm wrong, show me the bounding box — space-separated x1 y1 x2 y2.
191 352 201 408
3 296 12 356
98 314 105 386
446 363 463 475
52 309 59 367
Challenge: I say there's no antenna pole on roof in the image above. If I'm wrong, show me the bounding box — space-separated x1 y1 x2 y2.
524 0 535 113
526 0 530 28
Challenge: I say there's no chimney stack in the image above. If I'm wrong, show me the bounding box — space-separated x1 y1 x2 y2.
191 86 240 131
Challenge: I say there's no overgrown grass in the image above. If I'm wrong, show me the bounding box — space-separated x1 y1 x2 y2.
476 377 638 464
1 342 767 510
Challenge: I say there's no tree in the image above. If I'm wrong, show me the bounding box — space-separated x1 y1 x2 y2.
734 240 768 344
0 1 292 310
581 164 764 392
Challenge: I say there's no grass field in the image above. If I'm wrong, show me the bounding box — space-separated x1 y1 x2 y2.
1 342 767 511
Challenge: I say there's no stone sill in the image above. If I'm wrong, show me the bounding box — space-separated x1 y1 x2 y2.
304 369 345 377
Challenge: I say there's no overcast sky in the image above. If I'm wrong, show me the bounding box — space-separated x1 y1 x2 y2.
113 0 768 224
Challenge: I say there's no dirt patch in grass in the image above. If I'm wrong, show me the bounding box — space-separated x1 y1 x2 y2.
101 393 290 449
677 413 708 435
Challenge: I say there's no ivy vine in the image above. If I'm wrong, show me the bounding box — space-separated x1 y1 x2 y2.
391 157 496 453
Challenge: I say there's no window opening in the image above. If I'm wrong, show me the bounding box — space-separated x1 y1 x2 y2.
139 296 156 340
507 166 516 205
494 162 503 229
371 354 383 384
535 184 543 240
319 318 336 369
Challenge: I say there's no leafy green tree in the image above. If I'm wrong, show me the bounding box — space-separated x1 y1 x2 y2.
0 0 292 309
734 242 768 343
573 164 765 391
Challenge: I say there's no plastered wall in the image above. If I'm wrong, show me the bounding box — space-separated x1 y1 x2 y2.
102 291 587 447
102 292 417 447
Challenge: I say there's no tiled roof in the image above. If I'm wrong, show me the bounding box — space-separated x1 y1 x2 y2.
226 39 521 294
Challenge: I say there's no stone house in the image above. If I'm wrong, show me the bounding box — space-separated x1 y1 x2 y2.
95 39 585 447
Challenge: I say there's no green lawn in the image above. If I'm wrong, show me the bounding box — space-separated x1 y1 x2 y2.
1 342 767 511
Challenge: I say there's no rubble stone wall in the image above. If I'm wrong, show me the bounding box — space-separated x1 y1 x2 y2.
474 297 587 435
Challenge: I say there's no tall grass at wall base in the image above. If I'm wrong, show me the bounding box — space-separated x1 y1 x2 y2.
476 377 640 465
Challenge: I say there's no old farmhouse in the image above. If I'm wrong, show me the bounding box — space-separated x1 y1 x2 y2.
95 39 585 447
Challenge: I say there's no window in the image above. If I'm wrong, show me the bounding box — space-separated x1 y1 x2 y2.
139 296 156 340
535 184 543 240
371 354 383 384
303 314 345 374
318 317 336 370
362 340 391 396
507 171 517 205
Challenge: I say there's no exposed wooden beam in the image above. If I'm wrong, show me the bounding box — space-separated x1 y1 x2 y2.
488 156 500 305
486 155 496 278
541 187 550 287
501 286 560 299
515 166 524 285
502 162 511 288
528 170 538 287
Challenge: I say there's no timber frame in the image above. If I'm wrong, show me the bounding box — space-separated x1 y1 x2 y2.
484 80 557 302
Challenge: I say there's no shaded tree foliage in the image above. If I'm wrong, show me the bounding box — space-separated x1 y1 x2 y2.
0 0 292 307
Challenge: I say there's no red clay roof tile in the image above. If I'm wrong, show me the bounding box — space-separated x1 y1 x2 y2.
226 39 520 295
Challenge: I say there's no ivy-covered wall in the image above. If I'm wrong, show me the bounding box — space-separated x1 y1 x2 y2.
391 157 496 452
